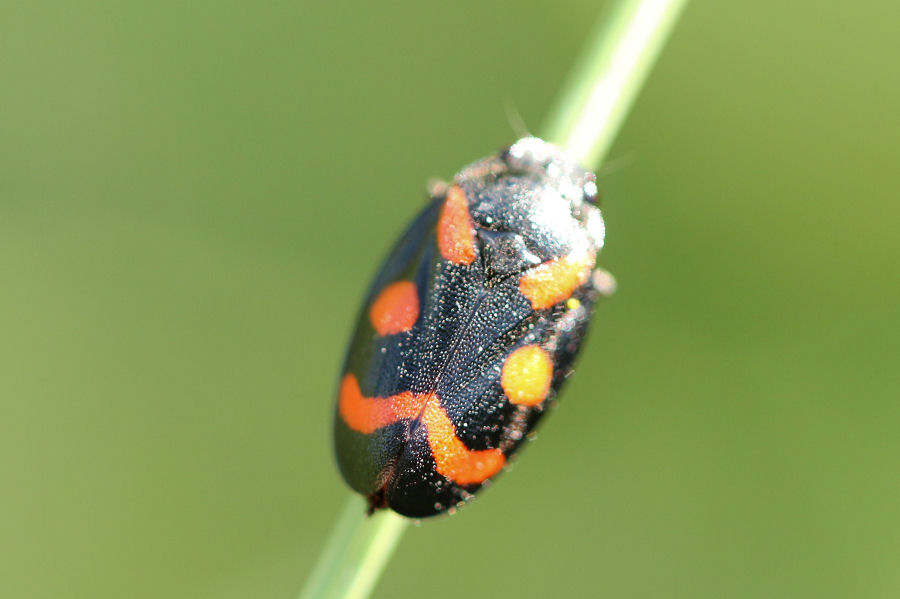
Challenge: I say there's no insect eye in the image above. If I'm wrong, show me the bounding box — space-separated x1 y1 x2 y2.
583 178 599 204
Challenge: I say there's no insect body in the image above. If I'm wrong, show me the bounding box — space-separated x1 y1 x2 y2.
334 137 609 517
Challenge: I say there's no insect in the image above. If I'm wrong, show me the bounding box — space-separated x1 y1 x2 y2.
333 137 611 517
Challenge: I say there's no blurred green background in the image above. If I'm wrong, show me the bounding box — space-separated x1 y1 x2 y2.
2 1 899 597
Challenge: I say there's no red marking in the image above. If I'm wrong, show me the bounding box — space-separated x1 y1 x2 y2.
437 185 476 265
369 280 419 336
422 401 506 485
519 252 595 309
338 374 505 485
338 374 424 435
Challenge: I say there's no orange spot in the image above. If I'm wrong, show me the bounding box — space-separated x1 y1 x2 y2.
437 185 476 265
501 345 553 406
338 374 505 485
369 281 419 335
519 252 595 309
338 374 426 434
422 401 506 485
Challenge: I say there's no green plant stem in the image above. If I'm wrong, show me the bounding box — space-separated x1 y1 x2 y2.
298 497 408 599
543 0 689 166
300 1 686 598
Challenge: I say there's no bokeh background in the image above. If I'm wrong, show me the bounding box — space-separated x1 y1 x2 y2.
3 1 899 597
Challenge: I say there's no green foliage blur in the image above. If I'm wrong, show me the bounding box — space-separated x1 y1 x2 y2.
2 2 898 597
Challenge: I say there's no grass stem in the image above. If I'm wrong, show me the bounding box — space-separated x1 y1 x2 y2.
298 497 408 599
543 0 689 166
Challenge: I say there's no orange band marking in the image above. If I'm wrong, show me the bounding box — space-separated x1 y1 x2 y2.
501 345 553 406
437 185 476 265
519 252 594 309
338 374 425 434
369 280 419 336
421 401 506 485
338 373 505 485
